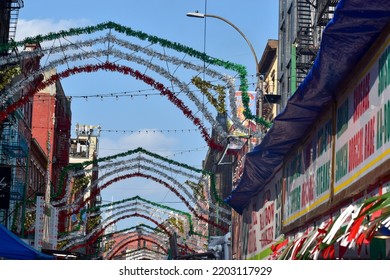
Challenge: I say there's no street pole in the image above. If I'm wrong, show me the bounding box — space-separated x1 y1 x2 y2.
187 12 263 142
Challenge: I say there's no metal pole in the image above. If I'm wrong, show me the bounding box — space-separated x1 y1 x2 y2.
188 12 263 137
202 14 260 76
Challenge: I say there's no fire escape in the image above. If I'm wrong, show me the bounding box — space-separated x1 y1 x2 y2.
3 0 24 44
0 0 26 228
294 0 338 88
295 0 317 87
316 0 338 27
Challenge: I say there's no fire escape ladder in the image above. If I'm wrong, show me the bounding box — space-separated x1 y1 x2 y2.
316 0 338 27
7 0 24 43
295 0 317 86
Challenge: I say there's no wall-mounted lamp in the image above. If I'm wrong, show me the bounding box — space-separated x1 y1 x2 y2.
217 135 250 165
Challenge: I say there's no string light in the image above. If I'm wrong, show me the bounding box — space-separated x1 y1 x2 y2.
100 128 209 134
0 21 272 132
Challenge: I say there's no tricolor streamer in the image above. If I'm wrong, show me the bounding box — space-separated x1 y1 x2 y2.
0 22 271 129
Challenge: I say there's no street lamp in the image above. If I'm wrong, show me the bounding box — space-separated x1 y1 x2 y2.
186 12 263 124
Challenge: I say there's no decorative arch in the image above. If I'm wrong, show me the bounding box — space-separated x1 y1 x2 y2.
0 22 271 134
65 213 170 251
56 147 231 225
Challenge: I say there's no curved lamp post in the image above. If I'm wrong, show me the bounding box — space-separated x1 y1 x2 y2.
186 12 263 126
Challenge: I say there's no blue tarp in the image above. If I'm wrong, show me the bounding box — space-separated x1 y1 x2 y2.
0 224 54 260
225 0 390 214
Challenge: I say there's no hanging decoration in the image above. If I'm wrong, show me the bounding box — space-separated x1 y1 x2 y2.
75 172 229 228
0 66 21 91
79 195 197 236
101 224 164 237
65 213 171 251
65 163 209 216
54 147 225 212
168 217 185 235
0 22 271 131
0 62 226 151
191 76 226 114
185 180 206 200
60 179 227 251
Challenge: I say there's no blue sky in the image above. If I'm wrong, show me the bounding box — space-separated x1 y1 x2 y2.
16 0 279 230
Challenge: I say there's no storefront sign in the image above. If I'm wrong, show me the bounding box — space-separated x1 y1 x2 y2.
35 196 58 250
243 169 282 259
283 112 332 226
334 40 390 194
34 196 45 250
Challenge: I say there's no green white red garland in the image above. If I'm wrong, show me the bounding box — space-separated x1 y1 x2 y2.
0 22 271 130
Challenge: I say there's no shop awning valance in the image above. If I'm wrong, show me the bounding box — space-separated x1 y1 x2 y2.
0 224 54 260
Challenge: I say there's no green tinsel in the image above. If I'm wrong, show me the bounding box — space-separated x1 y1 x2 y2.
1 21 271 128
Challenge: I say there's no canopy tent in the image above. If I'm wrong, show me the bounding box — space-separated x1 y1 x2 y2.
225 0 390 214
0 224 54 260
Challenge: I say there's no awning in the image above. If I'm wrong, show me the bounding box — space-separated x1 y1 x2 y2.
0 224 54 260
225 0 390 214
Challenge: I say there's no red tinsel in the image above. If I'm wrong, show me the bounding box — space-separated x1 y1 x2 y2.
0 62 224 150
69 171 228 232
69 213 170 252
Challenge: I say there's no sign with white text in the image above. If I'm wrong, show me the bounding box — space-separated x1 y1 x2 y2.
334 37 390 195
243 169 283 259
283 110 332 226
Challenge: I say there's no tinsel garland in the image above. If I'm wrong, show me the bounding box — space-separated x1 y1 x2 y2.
60 156 211 213
65 213 171 251
64 163 208 216
185 180 206 200
0 22 271 128
81 195 196 235
108 235 197 260
191 76 226 114
168 217 185 234
86 216 101 233
59 172 226 249
1 44 265 142
0 36 229 138
86 204 191 238
101 224 164 238
55 146 223 209
0 74 44 122
104 222 206 253
0 62 223 151
72 172 230 228
107 233 197 260
2 62 227 213
63 209 175 246
0 66 21 91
